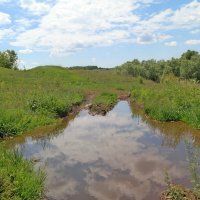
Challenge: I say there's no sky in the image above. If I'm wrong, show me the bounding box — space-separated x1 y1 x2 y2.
0 0 200 69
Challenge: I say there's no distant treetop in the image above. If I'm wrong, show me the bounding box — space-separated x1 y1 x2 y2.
117 50 200 82
69 66 99 70
0 50 18 70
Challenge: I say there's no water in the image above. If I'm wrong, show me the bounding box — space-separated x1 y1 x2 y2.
6 101 200 200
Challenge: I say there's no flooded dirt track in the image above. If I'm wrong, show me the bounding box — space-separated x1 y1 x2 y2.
5 101 200 200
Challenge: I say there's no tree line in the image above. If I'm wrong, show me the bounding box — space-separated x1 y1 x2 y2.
117 50 200 82
69 66 110 70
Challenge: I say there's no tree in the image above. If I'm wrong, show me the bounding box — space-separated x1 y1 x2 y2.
0 50 18 69
181 50 199 60
117 50 200 82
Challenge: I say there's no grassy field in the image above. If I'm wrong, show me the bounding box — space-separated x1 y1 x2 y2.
0 66 133 137
1 66 200 135
1 66 200 200
131 76 200 129
0 66 134 199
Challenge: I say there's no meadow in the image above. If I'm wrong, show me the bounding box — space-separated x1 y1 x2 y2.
0 66 134 199
1 61 200 200
0 66 133 138
131 76 200 129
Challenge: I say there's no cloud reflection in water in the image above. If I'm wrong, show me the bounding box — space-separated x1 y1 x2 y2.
13 101 195 200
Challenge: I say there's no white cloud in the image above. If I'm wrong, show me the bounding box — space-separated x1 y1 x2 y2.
0 12 11 25
20 0 51 15
170 0 200 29
185 39 200 45
164 41 177 47
15 18 35 28
0 29 13 41
18 49 33 54
12 0 145 55
10 0 200 56
0 0 9 3
135 1 200 34
136 33 171 44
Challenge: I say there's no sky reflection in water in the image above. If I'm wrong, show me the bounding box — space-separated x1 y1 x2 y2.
12 101 200 200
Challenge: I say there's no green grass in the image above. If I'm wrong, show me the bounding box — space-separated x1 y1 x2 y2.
0 146 45 200
0 66 134 199
0 67 133 199
90 92 118 114
2 62 200 200
0 66 133 137
131 76 200 129
1 66 200 200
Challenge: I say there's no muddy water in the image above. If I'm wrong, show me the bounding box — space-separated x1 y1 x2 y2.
6 101 200 200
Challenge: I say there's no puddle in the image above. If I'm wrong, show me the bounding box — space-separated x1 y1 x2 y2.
5 101 200 200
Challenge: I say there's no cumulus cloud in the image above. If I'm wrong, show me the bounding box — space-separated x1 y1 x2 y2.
136 33 172 44
0 12 11 25
9 0 200 56
170 0 200 29
18 49 33 54
0 29 13 41
12 0 143 55
20 0 52 15
135 1 200 33
185 39 200 45
164 41 177 47
15 18 35 28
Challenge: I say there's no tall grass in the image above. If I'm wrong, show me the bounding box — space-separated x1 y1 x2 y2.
0 145 45 200
0 66 134 198
90 92 118 114
131 76 200 129
0 66 133 137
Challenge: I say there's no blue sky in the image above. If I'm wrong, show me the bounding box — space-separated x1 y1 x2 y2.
0 0 200 68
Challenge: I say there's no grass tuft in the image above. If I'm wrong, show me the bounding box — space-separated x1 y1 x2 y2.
0 145 45 200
